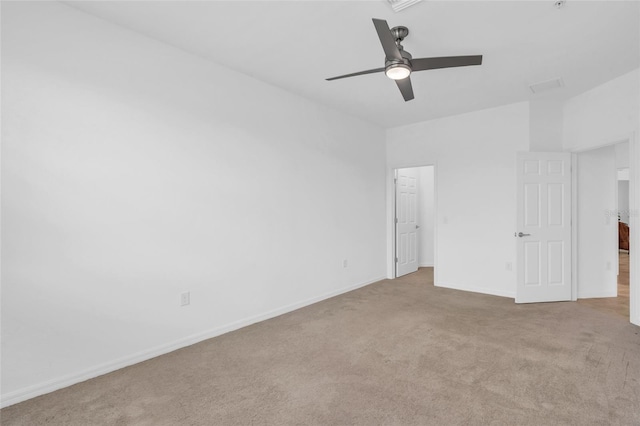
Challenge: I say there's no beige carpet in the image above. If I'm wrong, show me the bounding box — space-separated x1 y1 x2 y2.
2 268 639 425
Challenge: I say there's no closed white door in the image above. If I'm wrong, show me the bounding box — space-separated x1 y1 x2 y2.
516 152 572 303
396 168 419 277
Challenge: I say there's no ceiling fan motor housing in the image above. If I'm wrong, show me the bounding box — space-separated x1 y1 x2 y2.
385 48 413 79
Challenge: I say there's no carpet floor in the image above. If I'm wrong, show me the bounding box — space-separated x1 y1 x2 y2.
2 268 639 425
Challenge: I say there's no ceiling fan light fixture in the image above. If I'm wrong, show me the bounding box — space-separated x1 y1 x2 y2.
385 63 411 80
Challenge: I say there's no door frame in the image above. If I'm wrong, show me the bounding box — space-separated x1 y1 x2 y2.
570 131 638 326
630 131 638 326
387 163 437 279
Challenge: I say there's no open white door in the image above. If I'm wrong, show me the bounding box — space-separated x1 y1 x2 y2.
396 168 419 277
516 152 572 303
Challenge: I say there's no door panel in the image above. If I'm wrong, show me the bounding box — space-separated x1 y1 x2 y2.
516 152 572 303
548 241 564 285
524 184 540 226
523 241 541 286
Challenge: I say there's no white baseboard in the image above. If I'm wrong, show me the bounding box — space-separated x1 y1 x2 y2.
419 263 434 268
435 281 515 299
1 275 386 408
577 290 618 299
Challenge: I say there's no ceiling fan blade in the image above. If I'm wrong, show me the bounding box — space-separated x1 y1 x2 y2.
372 19 402 61
326 67 385 81
395 77 414 102
411 55 483 72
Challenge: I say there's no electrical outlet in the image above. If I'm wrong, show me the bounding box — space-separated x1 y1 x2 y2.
606 261 611 271
180 291 190 306
506 262 513 271
343 259 348 268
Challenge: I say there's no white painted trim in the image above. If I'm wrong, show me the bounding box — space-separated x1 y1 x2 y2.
571 153 578 301
436 281 515 299
433 163 439 286
629 131 639 326
419 263 434 268
393 168 398 278
577 290 618 299
386 167 396 279
0 275 386 408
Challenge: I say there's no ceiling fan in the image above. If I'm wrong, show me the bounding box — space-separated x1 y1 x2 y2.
326 19 483 102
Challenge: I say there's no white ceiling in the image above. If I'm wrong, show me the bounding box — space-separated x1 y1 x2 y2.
65 1 639 128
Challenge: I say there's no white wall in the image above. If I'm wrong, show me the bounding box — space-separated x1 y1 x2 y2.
1 2 386 406
387 102 530 298
529 99 563 152
616 144 630 228
615 141 630 169
563 69 639 152
577 146 618 298
619 180 630 225
418 166 435 267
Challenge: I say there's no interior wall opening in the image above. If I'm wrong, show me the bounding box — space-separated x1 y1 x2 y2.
617 167 630 314
394 165 435 279
575 141 631 319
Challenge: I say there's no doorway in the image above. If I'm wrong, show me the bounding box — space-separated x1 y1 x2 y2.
616 167 631 317
394 166 435 278
574 141 631 319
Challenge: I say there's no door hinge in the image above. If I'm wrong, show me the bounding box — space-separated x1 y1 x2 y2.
395 218 398 224
395 257 398 263
394 178 398 184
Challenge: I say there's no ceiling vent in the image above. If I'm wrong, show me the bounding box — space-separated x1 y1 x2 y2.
529 77 565 94
387 0 422 12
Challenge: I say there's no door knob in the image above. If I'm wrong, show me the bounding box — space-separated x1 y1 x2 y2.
517 232 531 237
416 225 420 229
